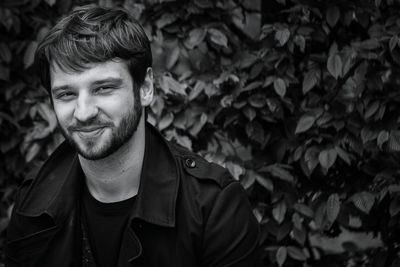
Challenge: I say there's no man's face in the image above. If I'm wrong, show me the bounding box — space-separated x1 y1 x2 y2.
50 60 142 160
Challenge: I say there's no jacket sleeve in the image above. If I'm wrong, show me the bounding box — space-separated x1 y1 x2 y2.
5 183 29 266
201 181 262 267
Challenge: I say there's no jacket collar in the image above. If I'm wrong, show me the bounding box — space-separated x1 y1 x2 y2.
18 123 179 228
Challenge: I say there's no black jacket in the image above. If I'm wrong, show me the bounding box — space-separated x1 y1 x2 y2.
6 124 260 267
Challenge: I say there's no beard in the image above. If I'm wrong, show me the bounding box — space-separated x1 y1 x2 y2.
59 93 142 161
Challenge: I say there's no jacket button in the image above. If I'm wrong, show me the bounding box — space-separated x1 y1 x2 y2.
185 158 196 168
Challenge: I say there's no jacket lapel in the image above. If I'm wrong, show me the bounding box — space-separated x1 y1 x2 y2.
17 141 82 225
129 123 180 227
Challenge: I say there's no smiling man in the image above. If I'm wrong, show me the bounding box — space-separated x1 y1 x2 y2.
5 5 260 267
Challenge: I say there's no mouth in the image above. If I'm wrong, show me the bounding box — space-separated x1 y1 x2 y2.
74 127 106 138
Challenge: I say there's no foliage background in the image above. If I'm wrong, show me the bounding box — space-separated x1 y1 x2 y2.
1 0 400 266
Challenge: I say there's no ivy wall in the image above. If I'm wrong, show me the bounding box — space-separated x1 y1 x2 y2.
1 0 400 266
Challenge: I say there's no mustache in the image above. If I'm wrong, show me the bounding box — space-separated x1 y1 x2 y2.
67 119 114 132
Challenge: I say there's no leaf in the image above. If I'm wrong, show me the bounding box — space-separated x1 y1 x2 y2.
240 170 256 189
273 201 287 224
293 203 314 218
326 6 340 27
245 121 265 144
158 112 174 131
160 75 187 95
166 46 180 70
274 78 287 97
44 0 57 6
249 62 264 79
287 246 307 261
377 130 389 149
304 146 319 173
314 202 326 230
275 28 291 46
292 212 302 229
208 28 228 47
243 107 257 121
225 162 244 180
388 130 400 151
221 95 233 107
124 2 145 20
189 113 207 136
353 39 380 50
335 146 351 165
364 101 380 119
184 28 206 49
24 41 38 69
261 164 294 183
175 134 192 150
276 247 287 267
302 69 319 94
389 197 400 216
318 148 337 169
293 227 306 245
277 222 292 241
295 114 315 134
327 54 342 79
156 13 177 29
240 81 263 93
25 142 41 162
0 43 11 63
352 192 375 214
361 127 378 144
189 80 206 101
348 215 362 228
326 193 341 223
294 35 305 52
255 173 274 191
194 0 213 8
248 94 266 108
389 36 399 51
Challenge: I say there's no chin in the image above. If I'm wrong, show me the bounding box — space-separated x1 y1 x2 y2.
71 138 110 160
77 146 108 160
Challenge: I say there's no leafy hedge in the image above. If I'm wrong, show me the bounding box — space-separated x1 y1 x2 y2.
1 0 400 266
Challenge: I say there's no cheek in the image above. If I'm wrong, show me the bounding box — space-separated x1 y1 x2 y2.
53 102 74 126
102 94 135 117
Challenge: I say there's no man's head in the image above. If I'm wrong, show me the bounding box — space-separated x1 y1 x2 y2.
35 5 153 160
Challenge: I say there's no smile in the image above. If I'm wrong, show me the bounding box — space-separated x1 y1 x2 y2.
75 127 106 138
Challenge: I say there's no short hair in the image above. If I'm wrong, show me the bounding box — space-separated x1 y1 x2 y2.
35 5 152 93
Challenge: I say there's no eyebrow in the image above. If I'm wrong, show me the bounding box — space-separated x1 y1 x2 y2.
51 78 124 92
91 78 124 87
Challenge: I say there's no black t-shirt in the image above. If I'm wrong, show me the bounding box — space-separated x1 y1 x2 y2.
82 185 136 267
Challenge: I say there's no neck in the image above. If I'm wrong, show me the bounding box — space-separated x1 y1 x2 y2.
79 118 146 203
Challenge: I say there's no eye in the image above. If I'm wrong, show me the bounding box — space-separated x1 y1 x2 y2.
94 86 115 94
54 91 76 101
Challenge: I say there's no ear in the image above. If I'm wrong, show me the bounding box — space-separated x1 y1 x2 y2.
140 67 154 107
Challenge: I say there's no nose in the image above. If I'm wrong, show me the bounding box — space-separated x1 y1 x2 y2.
73 93 98 122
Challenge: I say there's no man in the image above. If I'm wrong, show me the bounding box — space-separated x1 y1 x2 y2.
5 5 260 267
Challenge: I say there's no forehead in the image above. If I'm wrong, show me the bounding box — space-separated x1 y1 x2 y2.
49 60 131 89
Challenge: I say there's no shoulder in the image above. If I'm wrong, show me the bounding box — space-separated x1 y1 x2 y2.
167 144 261 266
168 142 234 189
12 141 74 211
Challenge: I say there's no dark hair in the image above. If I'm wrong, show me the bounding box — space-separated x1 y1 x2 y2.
35 5 152 93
